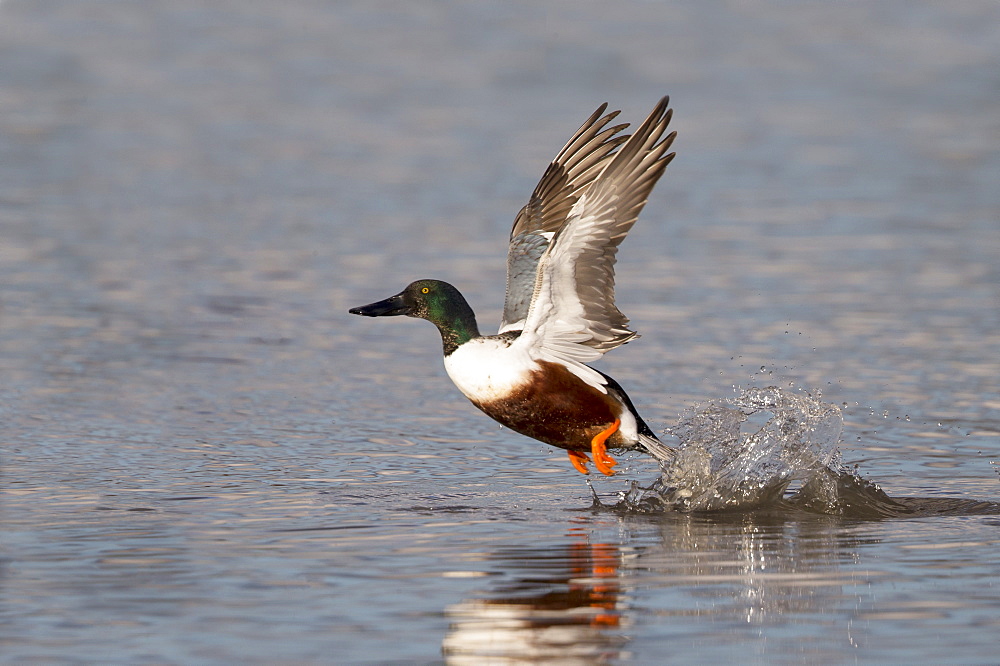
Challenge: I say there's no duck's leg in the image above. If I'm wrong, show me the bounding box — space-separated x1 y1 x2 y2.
567 450 592 475
591 419 621 476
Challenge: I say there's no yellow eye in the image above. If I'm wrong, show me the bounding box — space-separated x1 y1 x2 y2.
421 287 429 294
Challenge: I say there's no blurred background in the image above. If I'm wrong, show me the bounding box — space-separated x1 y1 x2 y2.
1 1 998 662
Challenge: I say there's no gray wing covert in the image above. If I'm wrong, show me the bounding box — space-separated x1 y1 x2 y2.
500 232 550 333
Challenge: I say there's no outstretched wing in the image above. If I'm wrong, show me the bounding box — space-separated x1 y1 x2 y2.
498 104 630 333
518 97 676 390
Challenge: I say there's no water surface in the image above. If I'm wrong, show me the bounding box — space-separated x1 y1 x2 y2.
1 1 998 663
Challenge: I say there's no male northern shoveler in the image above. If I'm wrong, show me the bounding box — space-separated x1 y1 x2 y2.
350 98 677 476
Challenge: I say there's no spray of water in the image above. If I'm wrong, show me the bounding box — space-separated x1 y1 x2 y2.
597 387 925 516
648 386 845 511
586 386 1000 517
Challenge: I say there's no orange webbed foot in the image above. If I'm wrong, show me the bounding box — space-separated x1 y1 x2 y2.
568 450 592 475
591 418 621 477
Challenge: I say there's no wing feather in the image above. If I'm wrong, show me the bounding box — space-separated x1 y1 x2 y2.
516 97 676 390
499 104 631 333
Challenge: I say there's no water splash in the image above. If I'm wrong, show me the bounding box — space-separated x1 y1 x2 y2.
599 387 883 515
599 386 1000 517
644 386 844 511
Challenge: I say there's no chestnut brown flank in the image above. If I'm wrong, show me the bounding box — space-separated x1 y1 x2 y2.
471 360 628 451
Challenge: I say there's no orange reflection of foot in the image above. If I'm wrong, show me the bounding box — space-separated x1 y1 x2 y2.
592 611 620 627
567 541 622 628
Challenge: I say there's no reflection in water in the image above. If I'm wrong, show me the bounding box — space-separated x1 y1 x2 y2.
443 535 629 663
442 497 1000 661
442 512 874 662
638 511 869 629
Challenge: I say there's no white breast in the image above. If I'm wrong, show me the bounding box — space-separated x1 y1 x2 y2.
443 336 536 403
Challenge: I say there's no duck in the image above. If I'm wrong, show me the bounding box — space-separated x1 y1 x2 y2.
350 97 677 476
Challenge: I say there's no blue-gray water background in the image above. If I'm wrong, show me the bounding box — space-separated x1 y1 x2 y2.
1 1 998 663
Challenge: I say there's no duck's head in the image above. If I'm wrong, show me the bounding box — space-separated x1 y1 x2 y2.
349 279 458 319
349 280 480 354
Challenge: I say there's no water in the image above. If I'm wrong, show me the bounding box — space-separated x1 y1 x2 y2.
610 386 999 518
646 387 846 512
2 1 999 663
